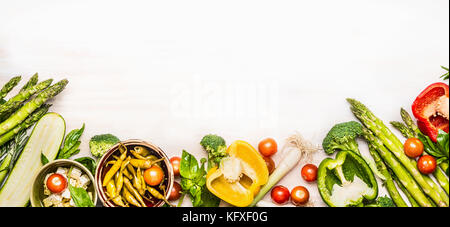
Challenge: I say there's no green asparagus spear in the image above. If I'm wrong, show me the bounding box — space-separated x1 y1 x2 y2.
0 104 50 147
0 79 53 116
390 121 415 139
400 108 420 136
0 76 21 100
19 73 39 92
0 79 68 137
367 144 408 207
362 127 433 207
349 98 447 207
390 169 420 207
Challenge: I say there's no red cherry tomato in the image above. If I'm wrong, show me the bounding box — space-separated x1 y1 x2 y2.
46 173 67 193
291 186 310 206
301 164 318 182
143 165 165 186
404 138 424 158
271 185 290 204
169 181 182 201
263 157 275 175
417 155 437 174
258 138 278 157
170 156 181 177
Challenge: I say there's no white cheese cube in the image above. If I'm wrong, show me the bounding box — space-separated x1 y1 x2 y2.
79 175 91 189
56 167 68 176
70 167 82 180
69 178 77 187
47 193 63 206
61 188 71 199
69 198 75 207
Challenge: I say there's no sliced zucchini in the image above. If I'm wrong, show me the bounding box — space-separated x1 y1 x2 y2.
0 113 65 206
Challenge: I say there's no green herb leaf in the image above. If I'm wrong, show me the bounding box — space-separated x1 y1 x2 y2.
179 150 219 207
68 184 95 207
436 130 449 158
199 188 221 207
441 66 449 80
41 153 49 165
67 166 95 207
418 133 444 158
57 124 85 159
75 157 96 175
180 150 200 180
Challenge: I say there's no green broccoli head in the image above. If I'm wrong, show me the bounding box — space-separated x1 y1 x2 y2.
89 134 120 158
322 121 363 155
364 196 395 207
200 134 228 169
375 196 395 207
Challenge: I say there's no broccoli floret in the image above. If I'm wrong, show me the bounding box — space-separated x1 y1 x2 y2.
322 121 363 155
200 134 228 170
89 134 120 158
376 196 395 207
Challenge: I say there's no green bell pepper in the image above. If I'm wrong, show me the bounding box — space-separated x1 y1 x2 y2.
318 150 378 207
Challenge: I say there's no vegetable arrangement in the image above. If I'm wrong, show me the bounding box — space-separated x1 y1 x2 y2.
1 65 448 208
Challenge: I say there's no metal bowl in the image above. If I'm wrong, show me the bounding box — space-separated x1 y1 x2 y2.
95 139 174 207
30 159 98 207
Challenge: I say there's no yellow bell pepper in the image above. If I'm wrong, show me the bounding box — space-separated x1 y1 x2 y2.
206 140 269 207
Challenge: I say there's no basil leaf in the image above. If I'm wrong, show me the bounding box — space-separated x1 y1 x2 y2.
436 157 448 165
57 124 85 159
179 150 219 207
437 130 449 158
180 150 199 180
68 184 95 207
199 188 221 207
418 133 445 158
75 157 96 175
41 153 49 165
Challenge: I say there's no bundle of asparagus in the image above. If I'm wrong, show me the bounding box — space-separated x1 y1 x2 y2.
347 98 449 207
0 74 68 185
0 74 68 145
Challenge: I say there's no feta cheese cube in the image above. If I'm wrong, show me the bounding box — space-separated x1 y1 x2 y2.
61 188 71 199
69 178 78 187
56 167 68 176
70 167 82 180
69 198 75 207
79 175 91 189
47 193 62 206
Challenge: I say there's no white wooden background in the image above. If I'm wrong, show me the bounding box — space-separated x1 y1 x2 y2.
0 0 449 207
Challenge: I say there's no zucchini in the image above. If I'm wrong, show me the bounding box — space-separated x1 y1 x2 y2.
0 113 65 206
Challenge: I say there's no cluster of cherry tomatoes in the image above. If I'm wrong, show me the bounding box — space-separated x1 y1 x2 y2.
404 138 437 174
167 156 182 201
258 138 317 206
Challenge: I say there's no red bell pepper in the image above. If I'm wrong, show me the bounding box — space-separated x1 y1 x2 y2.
412 82 449 142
